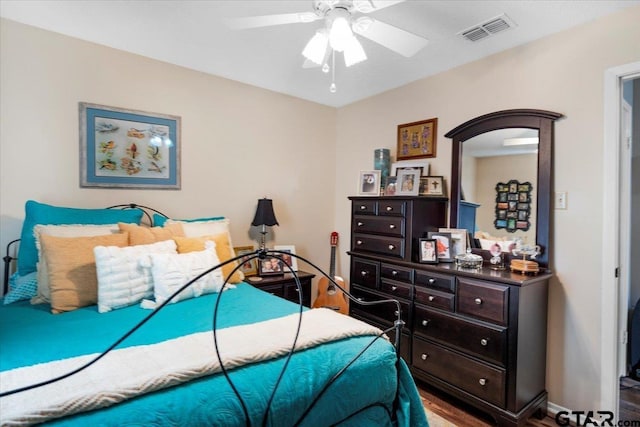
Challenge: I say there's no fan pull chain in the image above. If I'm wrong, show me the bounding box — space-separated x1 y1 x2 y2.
330 50 337 93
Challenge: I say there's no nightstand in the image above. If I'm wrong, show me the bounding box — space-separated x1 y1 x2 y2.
247 271 315 307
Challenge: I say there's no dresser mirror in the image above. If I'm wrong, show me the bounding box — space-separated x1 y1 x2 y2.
445 109 563 268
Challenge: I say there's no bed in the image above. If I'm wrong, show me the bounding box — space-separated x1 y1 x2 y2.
0 201 429 426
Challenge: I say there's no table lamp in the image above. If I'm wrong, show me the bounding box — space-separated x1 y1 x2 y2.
251 198 279 251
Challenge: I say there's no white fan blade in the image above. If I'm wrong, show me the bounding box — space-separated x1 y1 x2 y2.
226 12 320 30
354 18 428 57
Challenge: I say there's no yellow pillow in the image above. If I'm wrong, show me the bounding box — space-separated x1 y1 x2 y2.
39 232 129 314
173 234 244 284
118 222 184 246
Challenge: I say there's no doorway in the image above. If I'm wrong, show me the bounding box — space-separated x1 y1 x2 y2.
602 61 640 419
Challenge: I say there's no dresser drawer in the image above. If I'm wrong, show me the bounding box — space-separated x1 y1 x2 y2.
351 258 379 290
352 200 377 215
352 234 404 258
353 215 404 237
413 306 507 366
413 338 506 407
380 280 413 300
415 270 456 293
351 286 411 327
414 288 455 312
377 200 406 216
458 279 509 325
381 263 413 284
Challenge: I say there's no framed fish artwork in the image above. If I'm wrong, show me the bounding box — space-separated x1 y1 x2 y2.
79 103 181 189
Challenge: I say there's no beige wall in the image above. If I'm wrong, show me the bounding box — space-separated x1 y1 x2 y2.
0 19 336 295
2 4 640 415
335 5 640 413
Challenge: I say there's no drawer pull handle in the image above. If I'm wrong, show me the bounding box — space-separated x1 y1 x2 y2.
428 295 435 302
357 222 364 226
389 224 396 229
480 338 488 346
360 271 368 277
356 240 363 245
391 285 398 291
388 244 395 250
475 298 483 305
421 353 429 361
479 378 487 386
392 270 398 276
386 206 393 212
421 320 429 327
359 205 367 210
357 297 365 302
428 278 435 285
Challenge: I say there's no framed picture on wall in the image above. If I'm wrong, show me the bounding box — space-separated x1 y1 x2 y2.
79 102 181 189
396 118 438 160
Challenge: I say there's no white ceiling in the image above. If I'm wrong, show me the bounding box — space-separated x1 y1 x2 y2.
1 0 638 108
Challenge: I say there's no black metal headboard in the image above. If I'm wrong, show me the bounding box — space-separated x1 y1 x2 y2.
2 203 169 295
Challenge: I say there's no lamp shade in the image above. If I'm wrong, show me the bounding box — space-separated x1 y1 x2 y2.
251 198 279 227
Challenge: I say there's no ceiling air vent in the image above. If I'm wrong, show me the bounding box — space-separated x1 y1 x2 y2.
460 14 516 42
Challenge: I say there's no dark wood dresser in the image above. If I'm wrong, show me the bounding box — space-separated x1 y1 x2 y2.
348 196 550 427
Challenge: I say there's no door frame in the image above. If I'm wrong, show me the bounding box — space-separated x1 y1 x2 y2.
601 61 640 413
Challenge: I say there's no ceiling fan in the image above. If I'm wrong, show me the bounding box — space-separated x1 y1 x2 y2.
227 0 429 69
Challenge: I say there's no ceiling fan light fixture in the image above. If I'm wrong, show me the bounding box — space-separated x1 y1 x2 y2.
343 36 367 67
328 9 353 52
302 30 329 65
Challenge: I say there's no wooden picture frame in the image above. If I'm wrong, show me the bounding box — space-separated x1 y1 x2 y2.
396 169 420 196
397 118 438 160
418 238 438 264
428 231 453 262
79 102 181 189
258 256 285 276
357 170 381 196
420 176 446 197
234 245 258 276
274 245 298 271
383 176 397 196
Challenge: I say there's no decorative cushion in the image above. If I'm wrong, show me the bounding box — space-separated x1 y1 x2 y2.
167 218 230 238
3 272 37 305
32 224 121 304
174 234 244 284
17 200 143 276
39 233 129 314
117 223 185 246
153 214 225 227
94 239 178 313
146 244 225 306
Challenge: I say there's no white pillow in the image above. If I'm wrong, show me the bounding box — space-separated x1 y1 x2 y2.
94 239 177 313
166 218 231 239
146 243 227 306
32 224 120 304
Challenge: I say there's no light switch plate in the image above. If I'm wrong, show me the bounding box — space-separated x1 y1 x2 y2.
555 191 567 210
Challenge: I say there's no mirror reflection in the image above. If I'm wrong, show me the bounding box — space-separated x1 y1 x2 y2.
461 128 539 252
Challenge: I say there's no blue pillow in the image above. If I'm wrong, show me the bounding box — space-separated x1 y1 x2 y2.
17 200 144 276
153 213 225 227
3 272 37 304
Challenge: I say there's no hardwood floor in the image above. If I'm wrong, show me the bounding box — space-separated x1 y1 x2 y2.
418 377 640 426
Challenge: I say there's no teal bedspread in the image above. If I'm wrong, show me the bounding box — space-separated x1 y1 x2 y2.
0 284 428 426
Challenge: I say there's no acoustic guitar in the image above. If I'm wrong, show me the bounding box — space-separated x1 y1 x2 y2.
313 232 348 315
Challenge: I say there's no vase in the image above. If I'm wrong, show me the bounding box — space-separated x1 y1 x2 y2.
374 148 391 187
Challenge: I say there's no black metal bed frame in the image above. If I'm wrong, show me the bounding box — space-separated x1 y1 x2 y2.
1 203 406 426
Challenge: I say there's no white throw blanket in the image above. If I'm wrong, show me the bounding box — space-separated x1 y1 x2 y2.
0 308 383 426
